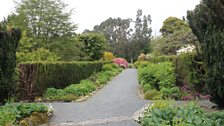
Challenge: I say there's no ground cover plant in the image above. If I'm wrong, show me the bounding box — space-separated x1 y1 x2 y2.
44 63 122 102
0 103 52 126
138 100 224 126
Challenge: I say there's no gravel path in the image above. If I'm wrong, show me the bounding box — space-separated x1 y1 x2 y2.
45 68 148 126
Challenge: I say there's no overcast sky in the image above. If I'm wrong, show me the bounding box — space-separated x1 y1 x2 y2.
0 0 200 35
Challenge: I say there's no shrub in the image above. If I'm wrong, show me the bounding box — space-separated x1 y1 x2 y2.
138 62 179 99
18 61 110 100
0 103 48 126
0 23 21 103
187 0 224 107
102 64 114 71
138 53 146 61
144 90 161 100
16 48 59 63
103 51 114 61
113 58 128 68
78 33 107 60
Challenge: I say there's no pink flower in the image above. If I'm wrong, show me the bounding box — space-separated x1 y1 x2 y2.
113 58 128 68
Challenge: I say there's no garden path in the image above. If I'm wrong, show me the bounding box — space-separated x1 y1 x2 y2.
44 68 148 126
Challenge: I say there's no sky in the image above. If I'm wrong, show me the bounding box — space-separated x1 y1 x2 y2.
0 0 201 35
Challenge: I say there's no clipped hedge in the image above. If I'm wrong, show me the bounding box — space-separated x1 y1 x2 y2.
18 61 111 99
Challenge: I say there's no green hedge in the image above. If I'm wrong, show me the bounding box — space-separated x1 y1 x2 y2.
44 63 122 102
18 61 111 99
136 53 206 96
0 23 21 102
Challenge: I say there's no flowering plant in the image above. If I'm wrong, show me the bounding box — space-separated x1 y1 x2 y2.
113 58 128 68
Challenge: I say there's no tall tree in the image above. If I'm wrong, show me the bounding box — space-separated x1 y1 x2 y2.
150 17 199 55
10 0 76 45
131 9 152 60
78 33 107 60
93 9 152 61
187 0 224 107
160 17 189 36
0 21 21 103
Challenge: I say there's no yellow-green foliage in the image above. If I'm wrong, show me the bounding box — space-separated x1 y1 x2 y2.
103 51 114 61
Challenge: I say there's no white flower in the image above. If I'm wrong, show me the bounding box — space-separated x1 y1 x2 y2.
176 44 195 55
47 104 54 117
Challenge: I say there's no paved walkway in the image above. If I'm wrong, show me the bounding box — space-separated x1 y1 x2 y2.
45 69 148 126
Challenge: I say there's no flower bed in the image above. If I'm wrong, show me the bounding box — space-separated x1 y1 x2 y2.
0 103 53 126
44 63 122 102
135 100 224 126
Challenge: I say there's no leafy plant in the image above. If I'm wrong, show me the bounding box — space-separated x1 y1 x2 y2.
103 51 114 61
139 101 224 126
138 62 179 99
0 103 48 126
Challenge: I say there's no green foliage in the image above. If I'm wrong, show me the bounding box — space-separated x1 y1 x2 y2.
140 101 224 126
10 0 76 44
150 17 199 55
0 103 48 126
18 61 110 99
78 33 108 60
160 17 190 36
44 63 122 101
176 53 206 93
0 22 21 103
187 0 224 107
44 80 96 101
93 9 152 62
17 48 59 63
144 90 161 100
138 62 179 99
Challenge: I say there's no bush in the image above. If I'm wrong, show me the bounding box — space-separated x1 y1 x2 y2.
16 48 59 63
138 62 179 99
0 103 48 126
0 23 21 103
137 53 207 99
103 51 114 61
144 90 161 100
138 53 146 61
176 53 206 94
18 61 110 100
187 0 224 107
113 58 128 68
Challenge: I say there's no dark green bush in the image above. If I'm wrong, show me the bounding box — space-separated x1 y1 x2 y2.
44 63 122 101
18 61 110 99
176 53 206 92
0 22 21 103
187 0 224 107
